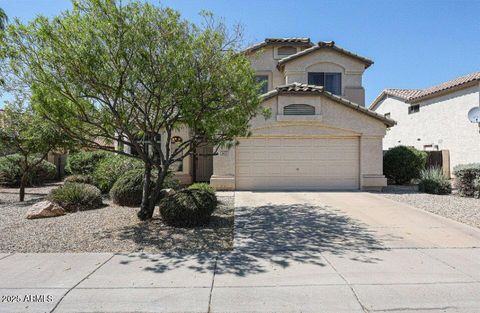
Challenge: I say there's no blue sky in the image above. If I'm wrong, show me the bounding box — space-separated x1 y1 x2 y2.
1 0 479 106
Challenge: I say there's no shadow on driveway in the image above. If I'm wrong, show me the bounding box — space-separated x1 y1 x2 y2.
116 202 388 276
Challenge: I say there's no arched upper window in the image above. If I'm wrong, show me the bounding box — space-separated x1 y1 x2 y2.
283 104 315 115
277 46 297 56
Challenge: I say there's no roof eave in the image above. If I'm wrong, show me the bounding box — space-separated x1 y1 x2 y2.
406 79 480 103
261 85 396 127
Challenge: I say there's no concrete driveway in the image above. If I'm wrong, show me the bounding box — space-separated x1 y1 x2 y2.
1 191 480 313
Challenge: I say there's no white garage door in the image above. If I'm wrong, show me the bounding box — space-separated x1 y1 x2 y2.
235 137 360 190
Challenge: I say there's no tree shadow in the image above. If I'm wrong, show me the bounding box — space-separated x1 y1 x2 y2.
94 196 234 252
115 201 391 277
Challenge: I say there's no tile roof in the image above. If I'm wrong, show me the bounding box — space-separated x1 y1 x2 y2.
409 71 480 102
277 41 374 69
262 83 395 127
369 71 480 110
243 37 313 54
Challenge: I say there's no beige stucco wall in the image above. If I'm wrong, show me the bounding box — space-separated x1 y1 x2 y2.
211 93 388 190
248 46 367 106
374 85 480 168
248 47 285 92
282 50 367 106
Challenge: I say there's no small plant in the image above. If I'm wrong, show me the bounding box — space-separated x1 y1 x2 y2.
383 146 427 185
47 183 103 212
418 167 451 195
159 188 217 227
454 163 480 197
0 154 56 187
65 151 108 176
64 174 94 185
163 172 182 190
93 154 143 193
188 182 216 194
110 168 182 207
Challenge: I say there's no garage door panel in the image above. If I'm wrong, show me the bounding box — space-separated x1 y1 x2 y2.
235 137 359 190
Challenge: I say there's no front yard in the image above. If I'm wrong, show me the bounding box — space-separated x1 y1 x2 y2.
378 186 480 229
0 185 234 253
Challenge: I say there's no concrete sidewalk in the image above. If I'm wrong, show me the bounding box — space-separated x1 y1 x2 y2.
1 192 480 312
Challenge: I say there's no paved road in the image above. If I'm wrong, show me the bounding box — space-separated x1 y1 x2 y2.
1 191 480 312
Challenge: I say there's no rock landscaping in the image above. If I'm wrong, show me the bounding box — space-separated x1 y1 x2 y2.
25 200 65 219
378 186 480 229
0 184 233 253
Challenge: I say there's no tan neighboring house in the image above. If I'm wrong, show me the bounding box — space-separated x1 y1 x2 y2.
209 38 395 191
370 71 480 169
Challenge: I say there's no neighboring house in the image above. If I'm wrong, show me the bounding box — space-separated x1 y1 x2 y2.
370 71 480 169
209 38 395 191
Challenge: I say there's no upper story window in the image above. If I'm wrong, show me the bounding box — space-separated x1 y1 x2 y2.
408 104 420 114
255 75 269 94
277 46 297 56
283 104 315 115
308 72 342 95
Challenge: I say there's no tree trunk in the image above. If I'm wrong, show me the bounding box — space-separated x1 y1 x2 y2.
19 173 28 202
137 163 153 220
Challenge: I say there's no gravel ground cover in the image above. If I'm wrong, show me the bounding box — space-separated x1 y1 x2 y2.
0 183 61 204
0 187 234 253
377 186 480 229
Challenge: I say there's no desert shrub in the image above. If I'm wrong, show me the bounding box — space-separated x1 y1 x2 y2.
110 168 182 207
383 146 427 185
65 151 108 176
64 174 94 185
418 167 451 195
163 172 182 190
47 183 103 212
188 182 216 194
453 163 480 198
109 169 145 207
93 154 143 193
0 154 56 187
159 188 217 227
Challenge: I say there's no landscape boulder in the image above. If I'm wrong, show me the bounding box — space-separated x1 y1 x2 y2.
26 201 66 219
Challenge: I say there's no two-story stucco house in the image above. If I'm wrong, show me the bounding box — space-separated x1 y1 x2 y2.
370 71 480 169
207 38 395 191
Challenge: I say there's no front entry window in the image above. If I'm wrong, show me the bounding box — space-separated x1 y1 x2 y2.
308 72 342 95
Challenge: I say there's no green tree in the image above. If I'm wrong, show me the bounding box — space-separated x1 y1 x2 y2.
0 102 72 201
0 8 7 31
4 0 264 219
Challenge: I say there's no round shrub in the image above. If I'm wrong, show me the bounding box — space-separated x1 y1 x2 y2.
47 183 103 212
159 188 217 227
110 169 182 207
0 154 56 187
418 167 451 195
110 169 145 207
453 163 480 198
383 146 427 185
64 174 94 185
65 151 108 176
93 154 143 193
